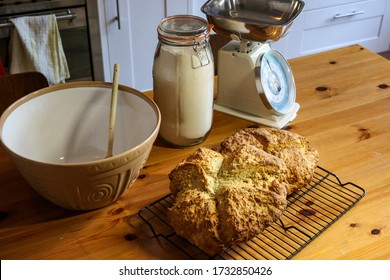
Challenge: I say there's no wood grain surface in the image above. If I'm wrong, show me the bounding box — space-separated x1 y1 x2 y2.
0 45 389 259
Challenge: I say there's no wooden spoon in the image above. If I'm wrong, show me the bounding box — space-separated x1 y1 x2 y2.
106 63 120 158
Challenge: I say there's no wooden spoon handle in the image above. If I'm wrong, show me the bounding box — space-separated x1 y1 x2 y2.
106 64 120 158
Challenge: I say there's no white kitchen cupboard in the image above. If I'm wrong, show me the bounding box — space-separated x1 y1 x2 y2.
272 0 390 59
97 0 390 91
96 0 206 91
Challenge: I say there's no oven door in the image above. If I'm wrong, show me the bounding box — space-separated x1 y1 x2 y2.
0 7 93 82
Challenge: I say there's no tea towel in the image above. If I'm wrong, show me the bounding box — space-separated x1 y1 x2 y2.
9 14 70 85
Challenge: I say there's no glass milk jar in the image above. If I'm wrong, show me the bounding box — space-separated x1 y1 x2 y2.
153 15 214 148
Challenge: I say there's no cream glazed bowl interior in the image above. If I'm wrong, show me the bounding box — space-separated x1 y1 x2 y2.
0 81 161 210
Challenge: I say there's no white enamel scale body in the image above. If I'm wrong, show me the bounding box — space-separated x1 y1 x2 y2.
214 40 299 128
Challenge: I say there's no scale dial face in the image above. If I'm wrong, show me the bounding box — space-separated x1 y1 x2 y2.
257 50 296 115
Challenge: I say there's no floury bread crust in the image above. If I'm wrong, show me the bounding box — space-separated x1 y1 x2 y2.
167 128 319 255
220 128 320 195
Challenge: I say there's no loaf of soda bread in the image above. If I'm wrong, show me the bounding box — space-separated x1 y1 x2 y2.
219 128 320 195
167 127 319 255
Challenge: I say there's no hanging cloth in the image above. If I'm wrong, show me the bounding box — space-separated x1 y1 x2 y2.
9 14 70 85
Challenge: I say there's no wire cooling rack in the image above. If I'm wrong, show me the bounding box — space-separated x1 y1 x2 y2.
138 166 365 260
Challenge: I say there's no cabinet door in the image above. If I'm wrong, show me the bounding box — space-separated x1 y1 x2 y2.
166 0 189 15
167 0 208 18
273 0 390 58
102 0 132 86
103 0 199 91
126 0 166 91
102 0 165 90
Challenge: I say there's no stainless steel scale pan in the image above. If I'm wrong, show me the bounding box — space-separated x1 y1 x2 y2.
201 0 305 128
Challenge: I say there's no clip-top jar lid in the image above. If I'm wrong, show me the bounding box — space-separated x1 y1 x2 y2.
157 15 211 44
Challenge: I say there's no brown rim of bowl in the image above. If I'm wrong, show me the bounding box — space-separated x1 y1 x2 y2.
0 81 161 167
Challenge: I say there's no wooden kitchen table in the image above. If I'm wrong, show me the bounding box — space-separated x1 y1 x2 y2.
0 45 389 260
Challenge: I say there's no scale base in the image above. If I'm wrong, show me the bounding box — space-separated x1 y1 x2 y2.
214 102 300 129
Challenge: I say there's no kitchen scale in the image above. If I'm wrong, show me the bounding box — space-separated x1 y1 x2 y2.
201 0 305 128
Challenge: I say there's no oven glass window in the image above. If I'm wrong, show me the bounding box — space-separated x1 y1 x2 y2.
0 6 93 82
60 26 93 81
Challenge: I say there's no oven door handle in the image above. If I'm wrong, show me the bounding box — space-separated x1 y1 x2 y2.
114 0 121 30
0 10 77 29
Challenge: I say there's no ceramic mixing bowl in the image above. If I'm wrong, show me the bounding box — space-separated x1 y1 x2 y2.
0 82 161 210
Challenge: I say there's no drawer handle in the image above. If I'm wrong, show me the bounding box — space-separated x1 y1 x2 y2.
334 10 365 19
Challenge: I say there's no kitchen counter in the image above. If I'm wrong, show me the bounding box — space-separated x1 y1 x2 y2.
0 45 389 260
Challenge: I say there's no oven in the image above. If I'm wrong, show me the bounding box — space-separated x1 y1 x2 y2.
0 0 104 82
